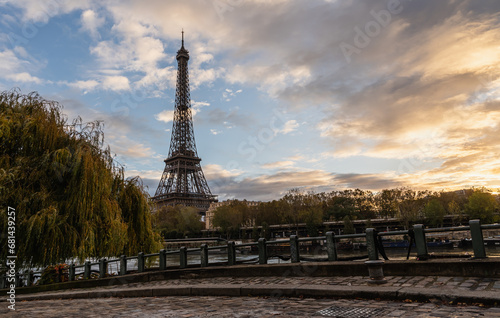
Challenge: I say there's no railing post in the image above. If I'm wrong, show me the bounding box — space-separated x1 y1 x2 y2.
69 264 75 281
27 270 33 287
84 261 91 279
179 247 187 269
99 259 107 278
470 219 486 258
366 228 379 260
326 231 338 261
138 252 145 272
201 244 209 267
227 241 236 266
159 249 167 270
120 255 127 275
57 267 63 283
55 268 60 283
413 224 429 260
258 238 267 264
290 235 300 263
15 273 22 287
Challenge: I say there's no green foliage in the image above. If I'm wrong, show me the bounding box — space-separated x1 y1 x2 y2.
424 198 446 227
0 90 161 267
212 201 247 238
397 188 428 229
251 226 259 241
378 189 400 218
448 200 464 225
38 263 68 285
365 219 373 229
254 200 283 226
465 190 499 223
261 221 270 240
207 187 499 235
118 177 161 254
152 205 204 238
38 265 58 285
329 196 356 221
294 194 323 236
342 215 355 234
281 189 304 226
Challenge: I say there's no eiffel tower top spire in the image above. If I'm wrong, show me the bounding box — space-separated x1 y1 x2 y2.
177 30 189 60
169 31 195 158
152 31 217 213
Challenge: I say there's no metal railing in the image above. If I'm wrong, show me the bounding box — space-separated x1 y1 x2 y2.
1 219 499 289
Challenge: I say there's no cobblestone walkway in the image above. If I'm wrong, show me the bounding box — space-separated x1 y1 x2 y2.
3 295 500 317
2 276 500 317
25 275 500 293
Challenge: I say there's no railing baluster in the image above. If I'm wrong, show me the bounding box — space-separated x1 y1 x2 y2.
413 224 429 260
180 247 187 269
120 255 127 275
258 238 267 264
201 244 209 267
290 235 300 263
138 252 145 272
69 264 75 281
84 261 91 279
326 231 338 261
58 267 63 283
470 219 486 258
159 249 167 270
366 228 378 260
27 270 33 287
15 274 22 287
227 241 236 266
99 259 107 278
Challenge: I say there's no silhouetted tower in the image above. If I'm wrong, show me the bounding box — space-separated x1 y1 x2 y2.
152 31 217 214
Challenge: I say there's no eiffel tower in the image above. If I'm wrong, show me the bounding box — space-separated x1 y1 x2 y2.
152 31 217 214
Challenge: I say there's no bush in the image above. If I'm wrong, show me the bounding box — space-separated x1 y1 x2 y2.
38 263 68 285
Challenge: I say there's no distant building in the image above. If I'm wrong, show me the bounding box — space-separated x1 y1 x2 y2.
205 200 261 230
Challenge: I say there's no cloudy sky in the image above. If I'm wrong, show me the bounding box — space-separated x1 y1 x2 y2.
1 0 500 201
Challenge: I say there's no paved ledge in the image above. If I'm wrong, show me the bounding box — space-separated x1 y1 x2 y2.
3 258 500 297
6 273 500 306
11 283 500 306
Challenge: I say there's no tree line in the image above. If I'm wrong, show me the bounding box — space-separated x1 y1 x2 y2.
211 188 500 239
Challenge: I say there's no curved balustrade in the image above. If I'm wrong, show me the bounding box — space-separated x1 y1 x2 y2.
2 220 499 289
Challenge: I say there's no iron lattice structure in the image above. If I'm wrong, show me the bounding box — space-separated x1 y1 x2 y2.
152 32 217 213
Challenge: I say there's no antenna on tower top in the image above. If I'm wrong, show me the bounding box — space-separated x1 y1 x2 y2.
181 29 184 46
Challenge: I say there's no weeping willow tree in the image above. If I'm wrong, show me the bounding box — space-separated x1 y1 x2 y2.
0 90 161 267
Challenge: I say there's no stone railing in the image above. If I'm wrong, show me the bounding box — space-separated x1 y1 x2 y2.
2 219 499 288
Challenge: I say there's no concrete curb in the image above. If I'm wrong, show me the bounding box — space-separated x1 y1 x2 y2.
13 284 500 306
5 259 500 297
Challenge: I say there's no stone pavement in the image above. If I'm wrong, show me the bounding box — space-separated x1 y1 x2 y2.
97 275 500 291
3 295 500 317
2 275 500 317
